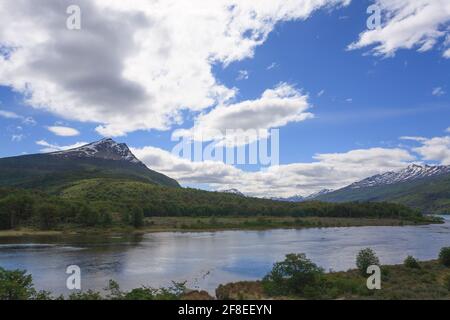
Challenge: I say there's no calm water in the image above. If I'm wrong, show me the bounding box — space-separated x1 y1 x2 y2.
0 216 449 295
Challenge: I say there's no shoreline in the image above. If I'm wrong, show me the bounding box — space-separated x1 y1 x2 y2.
0 216 441 238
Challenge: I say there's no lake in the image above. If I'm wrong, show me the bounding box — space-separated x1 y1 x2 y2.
0 216 449 295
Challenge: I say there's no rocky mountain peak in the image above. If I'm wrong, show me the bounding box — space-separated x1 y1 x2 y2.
51 138 142 164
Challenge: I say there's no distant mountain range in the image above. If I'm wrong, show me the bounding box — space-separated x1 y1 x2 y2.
0 138 180 192
220 188 246 197
347 164 450 189
1 139 419 224
270 189 333 202
315 164 450 214
2 139 449 215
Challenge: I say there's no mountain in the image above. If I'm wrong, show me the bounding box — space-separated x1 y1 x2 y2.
0 138 180 192
271 195 305 202
315 164 450 214
270 189 333 202
220 188 245 197
304 189 333 200
347 164 450 189
52 138 142 164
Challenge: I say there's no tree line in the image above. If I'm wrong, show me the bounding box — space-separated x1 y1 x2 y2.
0 183 425 231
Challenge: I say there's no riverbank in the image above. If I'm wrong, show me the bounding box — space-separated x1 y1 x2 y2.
0 215 441 238
214 259 450 300
2 257 449 300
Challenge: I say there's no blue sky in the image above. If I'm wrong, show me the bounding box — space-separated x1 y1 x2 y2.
0 0 449 196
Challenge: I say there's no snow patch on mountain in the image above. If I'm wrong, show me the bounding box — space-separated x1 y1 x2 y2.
271 189 333 202
349 164 450 189
220 188 245 196
52 138 142 164
305 189 334 200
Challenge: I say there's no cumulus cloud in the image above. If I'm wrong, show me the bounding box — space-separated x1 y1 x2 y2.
36 140 88 153
132 145 415 197
173 83 313 146
47 126 80 137
412 136 450 165
348 0 450 58
0 0 350 137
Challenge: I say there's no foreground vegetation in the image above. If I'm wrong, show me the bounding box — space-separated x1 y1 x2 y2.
216 247 450 300
2 247 450 300
0 182 439 232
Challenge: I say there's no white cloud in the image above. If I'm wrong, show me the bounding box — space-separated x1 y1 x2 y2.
317 89 325 97
173 83 313 146
36 140 88 153
348 0 450 58
0 0 350 137
399 136 427 142
133 145 415 197
11 134 24 142
236 70 249 81
0 109 36 125
47 126 80 137
432 87 446 96
444 48 450 58
266 62 278 70
0 110 21 119
413 136 450 165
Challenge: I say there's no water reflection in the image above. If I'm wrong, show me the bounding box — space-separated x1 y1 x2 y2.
0 216 449 294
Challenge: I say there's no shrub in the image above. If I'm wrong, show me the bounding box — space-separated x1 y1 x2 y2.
68 290 103 300
404 256 420 269
356 248 380 275
131 207 144 228
0 267 36 300
445 275 450 292
262 253 324 297
439 247 450 267
105 279 186 300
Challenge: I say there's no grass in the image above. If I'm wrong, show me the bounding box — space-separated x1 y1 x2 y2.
215 260 450 300
0 215 437 238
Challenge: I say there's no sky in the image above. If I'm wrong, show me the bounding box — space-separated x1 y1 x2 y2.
0 0 449 197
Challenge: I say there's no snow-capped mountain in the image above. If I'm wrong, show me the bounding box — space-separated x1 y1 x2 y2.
220 188 246 196
304 189 334 200
270 195 305 202
349 164 450 189
52 138 142 164
271 189 333 202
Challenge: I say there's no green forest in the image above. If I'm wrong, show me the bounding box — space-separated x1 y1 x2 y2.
0 178 430 231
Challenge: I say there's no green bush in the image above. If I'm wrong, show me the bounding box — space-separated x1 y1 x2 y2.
439 247 450 267
445 275 450 292
0 267 38 300
262 253 324 297
131 207 144 228
105 280 186 300
404 256 421 269
356 248 380 275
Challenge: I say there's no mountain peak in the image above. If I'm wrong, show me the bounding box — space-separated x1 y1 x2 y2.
349 163 450 189
220 188 245 196
52 138 142 164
